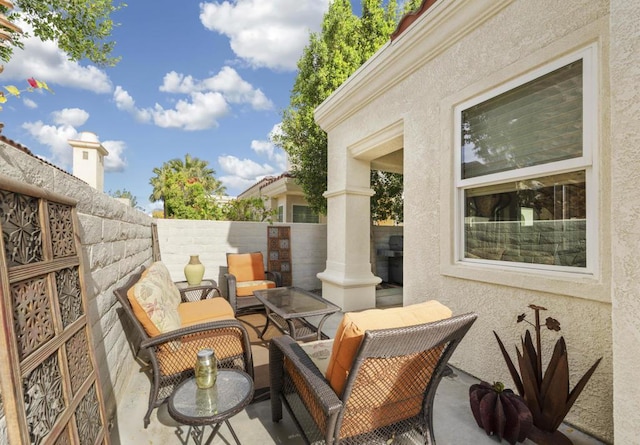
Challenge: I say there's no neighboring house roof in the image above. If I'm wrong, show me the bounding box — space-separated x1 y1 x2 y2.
391 0 439 41
237 172 296 199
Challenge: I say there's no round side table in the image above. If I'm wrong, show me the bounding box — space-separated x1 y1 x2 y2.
168 369 254 445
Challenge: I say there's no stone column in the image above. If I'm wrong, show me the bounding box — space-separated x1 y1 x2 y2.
318 136 380 311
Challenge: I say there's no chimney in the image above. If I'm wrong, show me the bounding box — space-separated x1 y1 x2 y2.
68 132 109 192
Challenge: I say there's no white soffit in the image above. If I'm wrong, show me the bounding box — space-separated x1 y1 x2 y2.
315 0 514 132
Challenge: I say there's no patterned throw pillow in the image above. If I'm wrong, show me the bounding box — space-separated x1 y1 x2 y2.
127 264 182 336
144 262 182 308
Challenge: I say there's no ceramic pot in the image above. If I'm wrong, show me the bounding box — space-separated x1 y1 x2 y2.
184 255 205 285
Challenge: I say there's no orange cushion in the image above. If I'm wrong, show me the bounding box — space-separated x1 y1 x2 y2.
178 298 235 327
325 300 452 396
227 252 266 282
236 280 276 297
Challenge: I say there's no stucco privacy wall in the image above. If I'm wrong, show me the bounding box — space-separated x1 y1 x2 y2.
609 0 640 442
155 219 327 292
0 141 154 425
316 0 615 441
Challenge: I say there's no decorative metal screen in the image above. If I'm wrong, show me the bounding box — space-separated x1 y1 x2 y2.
0 177 109 445
267 226 292 286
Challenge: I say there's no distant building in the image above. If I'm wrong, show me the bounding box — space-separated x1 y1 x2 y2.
68 132 108 192
238 172 325 223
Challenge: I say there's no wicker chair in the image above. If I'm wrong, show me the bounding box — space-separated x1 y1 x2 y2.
114 267 254 428
224 252 282 314
269 312 477 444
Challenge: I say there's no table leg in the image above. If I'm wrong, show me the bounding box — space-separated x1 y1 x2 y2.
315 314 333 340
203 422 223 445
259 308 272 339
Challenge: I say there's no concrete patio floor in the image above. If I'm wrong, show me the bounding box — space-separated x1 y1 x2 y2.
109 291 605 444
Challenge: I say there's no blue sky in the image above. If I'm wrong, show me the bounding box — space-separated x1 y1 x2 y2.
0 0 372 213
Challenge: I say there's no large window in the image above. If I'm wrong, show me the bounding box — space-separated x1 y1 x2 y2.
455 47 595 273
292 205 319 223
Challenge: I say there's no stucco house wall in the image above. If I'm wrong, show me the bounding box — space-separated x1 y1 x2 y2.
315 0 623 441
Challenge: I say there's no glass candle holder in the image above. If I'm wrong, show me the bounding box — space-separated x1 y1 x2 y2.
195 348 217 389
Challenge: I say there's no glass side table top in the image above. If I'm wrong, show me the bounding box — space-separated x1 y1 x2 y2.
254 287 341 318
174 278 218 289
168 369 254 425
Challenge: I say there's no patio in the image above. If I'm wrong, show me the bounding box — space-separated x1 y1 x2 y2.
109 304 605 445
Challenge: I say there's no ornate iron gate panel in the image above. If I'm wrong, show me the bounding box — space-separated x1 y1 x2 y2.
0 177 109 445
267 226 292 286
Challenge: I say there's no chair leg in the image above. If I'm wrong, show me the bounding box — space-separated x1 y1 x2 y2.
269 344 284 422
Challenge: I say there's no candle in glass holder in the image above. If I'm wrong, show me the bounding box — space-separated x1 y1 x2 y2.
195 348 217 389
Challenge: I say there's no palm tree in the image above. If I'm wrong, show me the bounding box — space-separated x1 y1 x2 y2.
149 154 225 218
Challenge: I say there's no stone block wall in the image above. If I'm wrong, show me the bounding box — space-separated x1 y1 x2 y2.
0 141 155 425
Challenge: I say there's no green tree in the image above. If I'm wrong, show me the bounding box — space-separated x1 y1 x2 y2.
163 171 223 220
109 189 140 209
276 0 360 215
3 0 126 66
149 154 225 219
276 0 408 219
222 197 275 222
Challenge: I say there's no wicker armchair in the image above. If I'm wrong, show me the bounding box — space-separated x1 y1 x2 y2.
224 252 282 314
269 312 477 444
114 267 254 428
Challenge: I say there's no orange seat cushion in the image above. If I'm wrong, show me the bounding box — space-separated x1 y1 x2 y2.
227 252 266 282
236 280 276 297
325 300 452 396
178 298 235 327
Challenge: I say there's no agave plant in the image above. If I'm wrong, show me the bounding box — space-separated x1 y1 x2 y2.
494 304 602 445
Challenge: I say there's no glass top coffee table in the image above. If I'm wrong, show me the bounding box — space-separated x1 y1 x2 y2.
168 369 254 445
253 286 341 342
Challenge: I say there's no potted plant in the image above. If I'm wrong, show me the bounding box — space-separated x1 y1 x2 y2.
469 380 533 444
494 305 602 445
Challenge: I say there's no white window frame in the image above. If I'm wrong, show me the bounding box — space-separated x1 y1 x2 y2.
453 44 598 276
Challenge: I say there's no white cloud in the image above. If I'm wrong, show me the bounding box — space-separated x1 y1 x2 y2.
160 67 273 110
116 66 270 131
199 0 329 71
23 98 37 109
217 123 289 193
218 155 275 179
51 108 90 127
102 140 127 172
22 109 127 171
113 86 152 122
2 20 112 93
151 91 229 131
21 120 78 168
251 123 287 170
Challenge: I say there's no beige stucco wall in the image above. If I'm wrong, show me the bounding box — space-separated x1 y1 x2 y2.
317 0 616 441
609 0 640 443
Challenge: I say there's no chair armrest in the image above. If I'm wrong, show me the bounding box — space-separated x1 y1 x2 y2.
141 318 254 379
224 273 238 310
176 281 221 302
270 335 342 417
265 270 282 287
